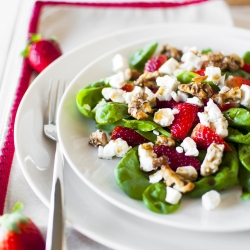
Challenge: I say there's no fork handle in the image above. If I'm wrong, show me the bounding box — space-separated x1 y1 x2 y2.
46 143 67 250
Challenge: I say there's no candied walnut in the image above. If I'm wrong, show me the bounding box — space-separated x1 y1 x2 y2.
89 130 108 147
130 69 142 80
156 135 175 147
200 143 224 176
128 92 153 120
201 52 244 72
161 164 195 193
152 155 168 168
160 44 183 61
212 87 242 106
178 81 213 99
134 71 161 89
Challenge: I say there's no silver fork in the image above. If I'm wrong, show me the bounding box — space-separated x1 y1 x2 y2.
44 80 66 250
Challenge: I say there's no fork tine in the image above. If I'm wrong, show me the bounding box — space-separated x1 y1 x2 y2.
54 81 66 125
45 79 54 125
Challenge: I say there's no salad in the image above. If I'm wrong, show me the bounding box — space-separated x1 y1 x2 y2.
76 41 250 214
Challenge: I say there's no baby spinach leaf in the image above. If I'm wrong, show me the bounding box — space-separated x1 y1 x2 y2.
176 71 198 84
202 48 212 54
136 131 157 143
238 144 250 172
223 108 250 128
238 163 250 200
223 70 250 79
76 86 104 120
226 127 250 144
122 119 159 131
142 182 181 214
243 51 250 64
95 102 129 124
84 80 109 89
114 147 150 200
129 41 158 72
95 120 125 131
188 145 239 198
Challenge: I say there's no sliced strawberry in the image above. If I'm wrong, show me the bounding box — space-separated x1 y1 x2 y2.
226 76 250 88
170 103 199 140
195 69 205 76
111 126 149 147
121 83 134 92
0 202 45 250
242 62 250 74
156 98 178 109
154 145 201 171
144 54 167 72
191 123 231 151
217 103 240 112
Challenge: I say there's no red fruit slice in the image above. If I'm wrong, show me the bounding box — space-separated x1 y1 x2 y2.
242 62 250 74
144 54 167 72
111 126 149 147
156 98 178 109
217 103 240 112
121 83 135 92
154 145 201 171
170 103 199 140
195 69 205 76
191 123 231 151
226 76 250 88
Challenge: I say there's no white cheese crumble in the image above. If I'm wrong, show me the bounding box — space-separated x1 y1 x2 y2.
200 143 224 176
176 146 184 153
186 96 204 107
102 88 125 103
109 71 126 88
145 87 156 107
138 142 157 172
155 75 180 101
202 190 221 210
158 58 179 75
205 66 222 85
122 86 143 104
180 48 202 71
240 84 250 108
149 170 163 184
219 86 230 94
153 130 160 135
176 166 198 181
165 186 182 205
112 54 129 73
153 108 179 127
180 137 199 157
98 138 131 159
197 99 228 138
171 91 188 103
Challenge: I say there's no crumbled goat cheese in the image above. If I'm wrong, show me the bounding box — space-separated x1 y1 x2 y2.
197 99 228 138
153 108 179 127
153 130 160 135
165 186 182 205
156 75 180 101
186 96 204 107
176 166 198 181
205 66 222 85
202 190 221 210
158 58 179 75
240 84 250 108
98 138 131 159
138 142 157 172
123 86 143 104
180 48 202 71
109 71 126 88
171 91 188 103
200 143 224 176
149 170 163 184
145 87 156 107
180 137 199 157
176 146 184 153
92 98 107 112
112 54 129 73
102 88 125 103
219 86 230 94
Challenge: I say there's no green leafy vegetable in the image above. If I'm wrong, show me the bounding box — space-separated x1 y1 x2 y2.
129 41 158 72
226 127 250 144
223 108 250 128
223 70 250 79
143 182 181 214
188 145 239 197
114 147 150 200
243 51 250 64
238 163 250 200
176 71 198 84
238 144 250 172
95 102 129 124
202 48 212 54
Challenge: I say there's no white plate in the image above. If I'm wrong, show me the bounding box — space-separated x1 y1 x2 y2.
57 32 250 232
15 24 250 249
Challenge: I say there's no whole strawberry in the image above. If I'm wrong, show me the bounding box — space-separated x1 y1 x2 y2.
22 34 62 73
0 202 45 250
